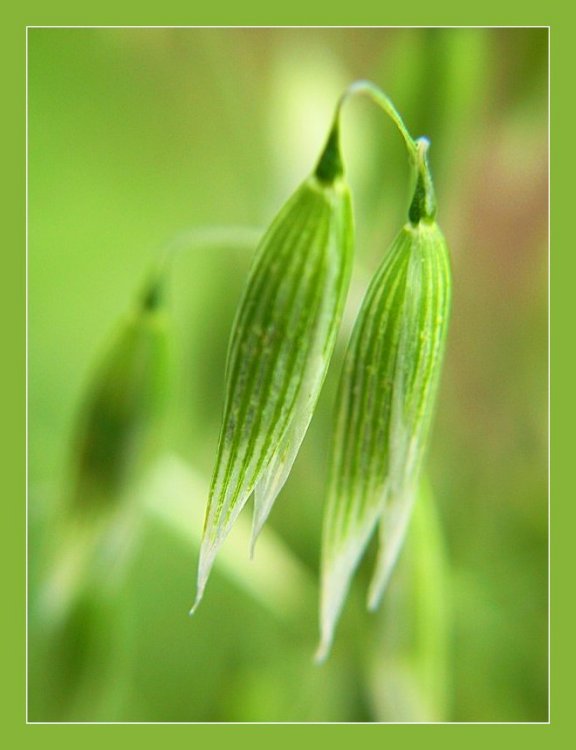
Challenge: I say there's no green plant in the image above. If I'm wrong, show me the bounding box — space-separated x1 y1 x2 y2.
318 138 451 660
29 28 550 724
189 82 452 659
55 81 451 663
192 112 355 612
67 273 170 521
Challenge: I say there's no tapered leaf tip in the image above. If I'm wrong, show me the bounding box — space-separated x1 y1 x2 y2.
190 541 218 614
366 552 393 612
366 578 386 612
315 585 344 663
314 634 333 665
189 580 206 616
249 510 263 560
316 555 356 664
368 489 416 611
249 530 258 560
250 495 272 559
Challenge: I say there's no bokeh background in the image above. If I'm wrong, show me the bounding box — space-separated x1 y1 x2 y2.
28 27 548 723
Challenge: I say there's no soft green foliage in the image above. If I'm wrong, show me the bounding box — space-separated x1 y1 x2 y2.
68 277 170 520
194 130 354 609
37 276 171 627
366 480 450 721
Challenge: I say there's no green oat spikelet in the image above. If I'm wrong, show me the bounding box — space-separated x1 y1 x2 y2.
68 273 170 519
40 274 169 624
317 139 451 661
193 119 354 611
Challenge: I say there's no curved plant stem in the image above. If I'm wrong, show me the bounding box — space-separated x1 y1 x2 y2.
321 80 437 224
339 80 419 162
157 226 263 273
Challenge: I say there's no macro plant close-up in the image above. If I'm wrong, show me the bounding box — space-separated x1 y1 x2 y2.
28 27 548 723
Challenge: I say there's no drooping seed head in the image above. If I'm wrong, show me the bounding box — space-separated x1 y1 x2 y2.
68 275 170 521
317 146 451 661
193 121 355 611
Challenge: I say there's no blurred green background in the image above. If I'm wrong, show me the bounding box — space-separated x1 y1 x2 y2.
28 27 548 723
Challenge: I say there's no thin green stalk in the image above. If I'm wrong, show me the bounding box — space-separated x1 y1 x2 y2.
323 80 436 227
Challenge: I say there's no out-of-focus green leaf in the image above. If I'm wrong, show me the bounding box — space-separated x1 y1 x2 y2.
68 276 170 520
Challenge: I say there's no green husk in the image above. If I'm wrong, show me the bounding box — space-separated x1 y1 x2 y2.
317 141 451 661
193 122 354 611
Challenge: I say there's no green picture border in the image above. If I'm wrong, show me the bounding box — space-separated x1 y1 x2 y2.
9 4 559 744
